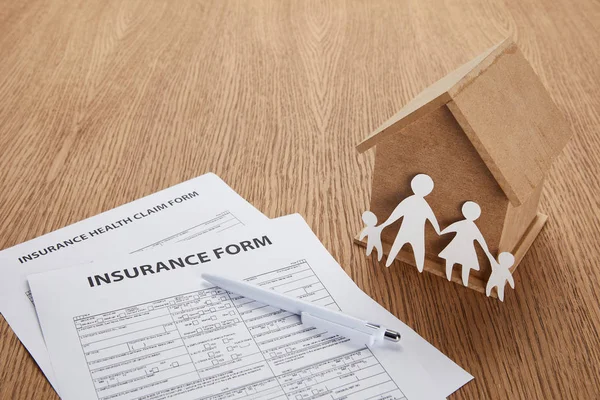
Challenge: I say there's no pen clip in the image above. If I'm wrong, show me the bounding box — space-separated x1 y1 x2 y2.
300 312 376 347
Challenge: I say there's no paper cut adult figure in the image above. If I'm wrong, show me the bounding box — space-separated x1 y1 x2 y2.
486 252 515 301
379 174 440 271
439 201 493 286
359 211 383 261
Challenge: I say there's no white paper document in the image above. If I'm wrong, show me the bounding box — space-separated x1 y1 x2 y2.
0 173 267 390
28 215 471 400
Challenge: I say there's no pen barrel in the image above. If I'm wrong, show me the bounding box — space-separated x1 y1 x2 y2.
202 273 390 339
253 286 372 333
301 312 376 347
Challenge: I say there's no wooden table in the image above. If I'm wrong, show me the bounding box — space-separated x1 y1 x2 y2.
1 0 598 398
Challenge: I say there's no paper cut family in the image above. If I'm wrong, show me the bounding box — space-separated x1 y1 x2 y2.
360 174 515 301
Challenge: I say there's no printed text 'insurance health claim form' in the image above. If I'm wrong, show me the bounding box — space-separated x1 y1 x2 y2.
28 215 472 400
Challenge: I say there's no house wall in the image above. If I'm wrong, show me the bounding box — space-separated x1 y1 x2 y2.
370 105 508 281
499 179 543 253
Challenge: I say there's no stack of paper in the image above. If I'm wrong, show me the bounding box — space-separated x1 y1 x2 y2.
0 173 472 399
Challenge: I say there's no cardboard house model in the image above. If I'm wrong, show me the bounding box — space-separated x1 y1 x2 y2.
355 39 571 294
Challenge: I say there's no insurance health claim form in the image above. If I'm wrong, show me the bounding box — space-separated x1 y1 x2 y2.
0 173 267 391
28 215 471 400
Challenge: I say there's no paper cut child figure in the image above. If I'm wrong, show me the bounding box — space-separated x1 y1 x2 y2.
359 211 383 261
379 174 440 271
439 201 493 286
486 252 515 301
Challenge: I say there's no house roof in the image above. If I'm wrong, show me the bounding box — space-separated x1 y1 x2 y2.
357 38 572 206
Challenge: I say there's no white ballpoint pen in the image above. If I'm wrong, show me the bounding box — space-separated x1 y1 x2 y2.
201 272 401 347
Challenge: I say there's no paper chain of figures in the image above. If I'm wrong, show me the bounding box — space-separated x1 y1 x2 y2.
360 174 515 301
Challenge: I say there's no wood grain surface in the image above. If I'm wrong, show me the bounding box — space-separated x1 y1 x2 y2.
1 0 599 398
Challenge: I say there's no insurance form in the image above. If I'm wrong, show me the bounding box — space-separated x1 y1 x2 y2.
0 173 266 390
28 215 471 400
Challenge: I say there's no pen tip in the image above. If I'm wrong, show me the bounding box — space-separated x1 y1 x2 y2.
384 330 401 342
